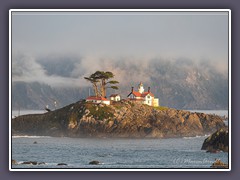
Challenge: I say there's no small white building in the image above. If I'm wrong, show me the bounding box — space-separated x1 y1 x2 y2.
86 96 110 105
127 82 159 107
110 94 121 101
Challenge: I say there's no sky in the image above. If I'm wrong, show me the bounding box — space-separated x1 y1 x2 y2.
11 10 229 87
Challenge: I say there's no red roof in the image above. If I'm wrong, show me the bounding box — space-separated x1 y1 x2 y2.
141 92 154 97
132 91 142 97
86 96 109 101
110 94 120 97
129 91 154 98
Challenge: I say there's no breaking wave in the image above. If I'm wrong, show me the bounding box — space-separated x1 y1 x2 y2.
182 134 209 139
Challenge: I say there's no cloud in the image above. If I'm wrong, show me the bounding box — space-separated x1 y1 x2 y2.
12 53 228 89
12 53 46 79
12 53 84 87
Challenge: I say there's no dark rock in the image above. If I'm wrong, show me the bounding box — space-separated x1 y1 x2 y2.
20 161 46 165
89 160 100 165
201 128 228 152
57 163 67 166
12 159 17 165
210 159 228 168
38 162 45 165
33 141 37 144
206 149 220 153
21 161 38 165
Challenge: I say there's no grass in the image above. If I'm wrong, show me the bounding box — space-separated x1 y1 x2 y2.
85 102 114 120
113 105 123 110
154 106 169 111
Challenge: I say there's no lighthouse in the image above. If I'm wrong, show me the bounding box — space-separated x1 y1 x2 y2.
127 82 159 107
138 82 144 94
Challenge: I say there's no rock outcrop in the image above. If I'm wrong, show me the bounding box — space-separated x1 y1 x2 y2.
12 100 226 138
201 128 228 152
57 163 67 166
89 161 100 165
12 159 17 165
20 161 45 165
210 159 228 168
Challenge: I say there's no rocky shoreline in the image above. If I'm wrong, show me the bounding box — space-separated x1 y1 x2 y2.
12 100 226 138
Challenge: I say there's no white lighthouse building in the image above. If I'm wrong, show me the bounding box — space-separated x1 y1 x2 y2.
127 82 159 107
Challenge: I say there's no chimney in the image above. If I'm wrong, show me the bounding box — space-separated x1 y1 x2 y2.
131 87 134 92
148 87 150 92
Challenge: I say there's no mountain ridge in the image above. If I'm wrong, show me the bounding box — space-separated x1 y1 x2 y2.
12 58 228 110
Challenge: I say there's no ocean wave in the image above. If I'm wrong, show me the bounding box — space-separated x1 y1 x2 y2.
12 135 52 138
183 134 209 139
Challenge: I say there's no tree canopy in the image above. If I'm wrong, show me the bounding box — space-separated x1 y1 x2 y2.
84 71 119 97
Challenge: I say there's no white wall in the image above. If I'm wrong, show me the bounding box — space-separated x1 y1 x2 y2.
86 99 110 105
111 95 121 101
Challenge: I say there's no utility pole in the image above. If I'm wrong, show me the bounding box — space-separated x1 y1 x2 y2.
18 106 20 116
54 101 57 110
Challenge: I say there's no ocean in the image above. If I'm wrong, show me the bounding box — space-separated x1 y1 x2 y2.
11 110 229 170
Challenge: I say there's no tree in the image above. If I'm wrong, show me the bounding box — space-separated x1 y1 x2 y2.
84 71 119 97
84 75 100 97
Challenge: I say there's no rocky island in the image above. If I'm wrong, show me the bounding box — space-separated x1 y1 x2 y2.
12 100 226 138
201 127 229 152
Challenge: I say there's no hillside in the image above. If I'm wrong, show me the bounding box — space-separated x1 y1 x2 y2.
12 100 226 138
12 58 228 110
12 81 85 110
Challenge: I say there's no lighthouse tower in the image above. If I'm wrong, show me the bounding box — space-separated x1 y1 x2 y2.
138 82 144 94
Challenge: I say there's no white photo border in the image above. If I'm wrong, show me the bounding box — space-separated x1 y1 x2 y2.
9 9 231 172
